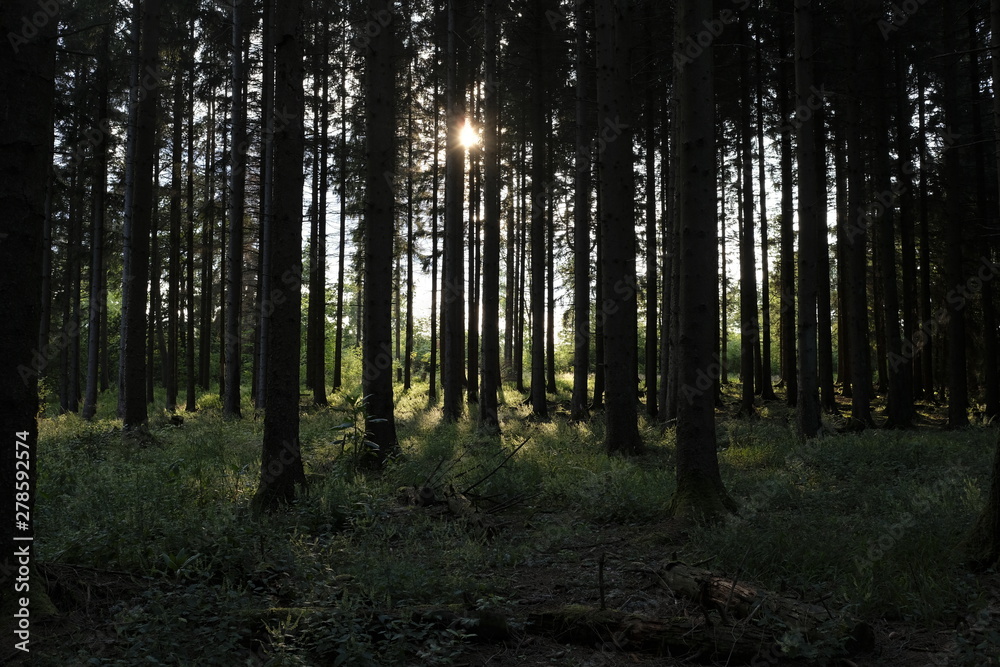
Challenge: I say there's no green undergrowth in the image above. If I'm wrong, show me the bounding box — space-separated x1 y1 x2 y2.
30 382 1000 664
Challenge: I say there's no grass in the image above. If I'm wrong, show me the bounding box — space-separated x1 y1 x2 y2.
25 378 1000 665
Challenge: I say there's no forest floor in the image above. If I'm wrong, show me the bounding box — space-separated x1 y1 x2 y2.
14 379 1000 666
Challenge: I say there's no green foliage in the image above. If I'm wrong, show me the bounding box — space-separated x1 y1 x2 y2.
33 379 1000 664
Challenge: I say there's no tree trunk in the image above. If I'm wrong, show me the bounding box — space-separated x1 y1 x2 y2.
794 0 821 437
479 0 502 430
529 4 549 420
312 19 329 407
443 0 467 421
199 97 215 391
874 43 912 428
814 104 836 414
122 0 161 431
255 0 275 409
362 0 401 464
843 8 874 428
333 40 348 392
777 20 797 406
756 38 777 402
428 45 440 400
596 0 641 454
643 51 658 419
253 0 306 511
185 44 197 412
0 0 55 617
167 64 183 412
571 0 593 421
738 16 758 419
224 0 248 420
83 26 111 421
671 0 733 518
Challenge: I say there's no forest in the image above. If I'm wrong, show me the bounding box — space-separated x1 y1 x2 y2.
2 0 1000 663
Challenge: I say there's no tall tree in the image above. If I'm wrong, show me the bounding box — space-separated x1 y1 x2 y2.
362 0 401 463
254 0 307 510
793 0 821 437
224 0 249 419
122 0 161 431
529 0 551 420
479 0 502 430
777 20 797 406
0 0 56 610
571 0 593 421
596 0 642 454
671 0 733 517
83 25 112 421
443 0 467 421
737 13 759 418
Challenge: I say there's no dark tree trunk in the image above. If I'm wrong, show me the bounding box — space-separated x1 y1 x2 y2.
167 66 183 412
794 0 821 437
596 0 642 454
83 27 111 421
333 44 348 392
833 119 852 396
199 97 215 391
311 19 329 407
916 66 934 400
592 182 605 409
256 0 275 410
480 0 502 430
756 38 776 402
404 59 415 392
468 123 480 405
671 0 733 518
874 44 912 428
122 0 161 431
185 44 197 412
0 0 55 614
529 3 549 419
738 16 758 419
777 20 797 406
224 0 248 419
253 0 306 511
814 105 836 414
843 10 874 427
571 0 593 421
428 45 440 400
443 0 467 421
362 0 401 463
644 53 658 419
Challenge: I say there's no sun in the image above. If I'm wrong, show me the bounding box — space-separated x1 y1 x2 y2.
459 119 479 148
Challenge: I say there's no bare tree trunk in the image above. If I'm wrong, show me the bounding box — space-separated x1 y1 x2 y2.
362 0 401 463
224 0 248 419
480 0 502 429
123 0 161 430
671 0 732 518
83 26 111 421
529 2 550 419
794 0 821 437
596 0 641 454
443 0 467 421
571 0 593 421
777 20 797 406
167 64 183 412
738 15 758 419
254 0 306 510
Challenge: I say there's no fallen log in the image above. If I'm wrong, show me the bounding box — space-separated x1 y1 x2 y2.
660 563 875 654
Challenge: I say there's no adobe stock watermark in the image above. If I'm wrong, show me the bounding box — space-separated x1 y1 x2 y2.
6 0 68 53
673 0 752 72
352 7 392 53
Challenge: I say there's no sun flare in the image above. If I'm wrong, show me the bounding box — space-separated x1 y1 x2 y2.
459 119 479 148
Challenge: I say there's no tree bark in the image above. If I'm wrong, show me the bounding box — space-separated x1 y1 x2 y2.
671 0 732 517
0 0 55 615
83 26 111 421
596 0 641 454
479 0 502 430
224 0 248 420
443 0 467 421
254 0 306 511
362 0 401 463
122 0 161 431
571 0 593 421
777 20 797 406
529 2 550 419
794 0 821 437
